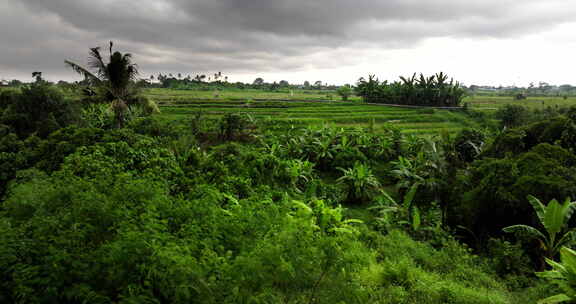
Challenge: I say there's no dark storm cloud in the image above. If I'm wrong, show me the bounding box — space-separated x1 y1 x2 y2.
1 0 574 80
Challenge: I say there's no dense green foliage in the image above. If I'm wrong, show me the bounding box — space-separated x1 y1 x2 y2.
538 247 576 303
356 73 465 106
5 79 576 302
0 83 78 138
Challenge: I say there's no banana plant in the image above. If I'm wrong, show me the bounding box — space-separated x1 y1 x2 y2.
537 247 576 303
503 195 576 260
370 184 422 232
336 162 381 204
285 159 315 193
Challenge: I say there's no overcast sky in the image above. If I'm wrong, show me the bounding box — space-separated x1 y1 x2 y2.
1 0 575 86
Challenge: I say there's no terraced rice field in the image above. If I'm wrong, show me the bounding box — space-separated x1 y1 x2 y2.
155 98 483 135
145 88 351 102
465 95 576 109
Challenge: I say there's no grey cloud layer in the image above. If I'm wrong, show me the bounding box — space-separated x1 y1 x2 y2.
1 0 574 79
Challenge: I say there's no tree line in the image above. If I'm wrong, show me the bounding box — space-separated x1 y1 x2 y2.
355 72 466 107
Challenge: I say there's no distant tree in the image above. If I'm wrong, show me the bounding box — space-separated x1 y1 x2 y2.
194 74 204 82
314 80 323 88
269 82 280 91
514 93 527 100
253 77 264 86
303 81 310 88
279 80 289 87
355 75 380 102
336 84 353 101
8 79 22 87
32 71 43 83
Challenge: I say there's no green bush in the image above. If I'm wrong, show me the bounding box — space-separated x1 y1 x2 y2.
452 143 576 241
496 104 529 129
454 129 486 162
0 83 79 137
486 238 533 282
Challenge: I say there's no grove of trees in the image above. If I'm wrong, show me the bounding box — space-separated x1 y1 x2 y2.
355 72 466 107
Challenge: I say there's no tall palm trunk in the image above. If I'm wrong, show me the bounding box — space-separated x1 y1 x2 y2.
112 99 127 128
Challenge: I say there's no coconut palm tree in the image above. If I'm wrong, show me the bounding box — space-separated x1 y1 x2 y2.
65 41 139 128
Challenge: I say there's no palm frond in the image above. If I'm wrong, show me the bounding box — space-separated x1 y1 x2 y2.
87 47 107 79
64 60 102 85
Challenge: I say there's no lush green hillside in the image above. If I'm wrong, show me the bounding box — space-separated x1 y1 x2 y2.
3 82 576 303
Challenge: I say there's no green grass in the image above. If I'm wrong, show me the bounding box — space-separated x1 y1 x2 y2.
465 95 576 110
144 87 357 102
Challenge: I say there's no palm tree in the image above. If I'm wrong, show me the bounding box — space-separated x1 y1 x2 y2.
65 41 139 128
503 195 576 261
32 71 43 83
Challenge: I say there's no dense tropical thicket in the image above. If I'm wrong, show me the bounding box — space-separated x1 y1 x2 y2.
0 118 525 303
4 46 576 302
355 72 466 107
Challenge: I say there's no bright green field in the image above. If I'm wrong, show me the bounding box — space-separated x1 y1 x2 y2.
465 95 576 109
142 89 576 135
144 88 355 102
155 101 480 135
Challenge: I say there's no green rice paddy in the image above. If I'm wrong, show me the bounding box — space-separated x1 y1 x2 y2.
145 88 576 135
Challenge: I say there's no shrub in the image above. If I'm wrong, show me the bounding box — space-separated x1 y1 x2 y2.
218 113 253 140
486 238 533 281
0 83 78 137
496 104 529 129
454 129 486 162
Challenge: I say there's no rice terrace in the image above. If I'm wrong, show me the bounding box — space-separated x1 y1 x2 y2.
2 1 576 303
